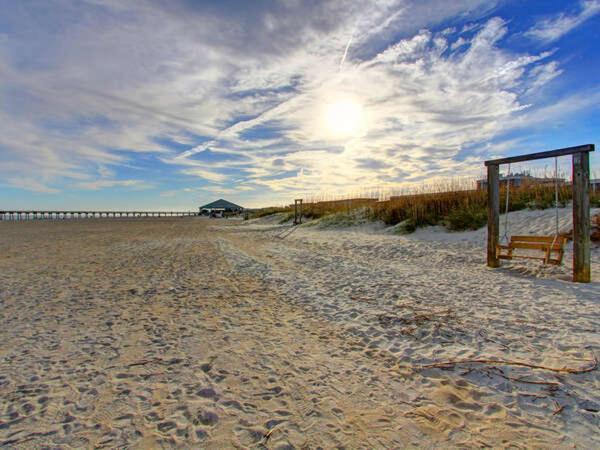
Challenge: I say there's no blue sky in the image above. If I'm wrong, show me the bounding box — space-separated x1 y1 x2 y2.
1 0 599 209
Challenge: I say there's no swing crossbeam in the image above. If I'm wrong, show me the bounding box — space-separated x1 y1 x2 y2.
497 235 566 265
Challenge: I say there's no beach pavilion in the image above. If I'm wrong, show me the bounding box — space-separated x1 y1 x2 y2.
199 199 244 217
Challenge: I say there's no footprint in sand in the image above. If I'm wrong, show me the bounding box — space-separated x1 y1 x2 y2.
194 409 219 427
407 404 465 434
331 407 345 420
233 426 266 446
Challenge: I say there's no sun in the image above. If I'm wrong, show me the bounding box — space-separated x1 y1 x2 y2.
322 97 367 140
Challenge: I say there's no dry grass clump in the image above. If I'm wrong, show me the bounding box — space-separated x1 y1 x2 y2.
250 206 292 219
301 198 379 220
372 180 573 231
255 173 596 233
374 188 486 229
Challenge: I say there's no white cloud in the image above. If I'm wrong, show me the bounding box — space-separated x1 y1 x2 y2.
180 168 228 183
171 16 566 196
502 89 600 130
525 61 562 93
202 184 254 195
3 177 60 194
451 36 468 50
98 165 116 178
0 0 594 203
525 0 600 43
75 179 152 190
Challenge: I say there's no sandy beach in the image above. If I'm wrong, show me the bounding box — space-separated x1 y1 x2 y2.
1 216 599 448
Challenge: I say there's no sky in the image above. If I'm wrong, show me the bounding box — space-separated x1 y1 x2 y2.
1 0 599 210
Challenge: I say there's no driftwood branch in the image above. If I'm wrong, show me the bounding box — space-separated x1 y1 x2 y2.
475 366 561 386
552 401 565 415
509 375 560 386
420 355 597 374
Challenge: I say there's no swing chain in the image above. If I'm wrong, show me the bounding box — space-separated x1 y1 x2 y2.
551 157 560 248
501 163 511 244
554 156 559 236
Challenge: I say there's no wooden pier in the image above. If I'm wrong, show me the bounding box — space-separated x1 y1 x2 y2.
0 210 198 220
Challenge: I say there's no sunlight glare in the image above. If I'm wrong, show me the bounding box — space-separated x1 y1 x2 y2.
322 98 366 140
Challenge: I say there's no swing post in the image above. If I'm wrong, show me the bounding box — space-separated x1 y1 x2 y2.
487 164 500 268
573 151 590 283
485 144 594 283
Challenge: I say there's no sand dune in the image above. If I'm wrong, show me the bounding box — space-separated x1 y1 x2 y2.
1 216 598 448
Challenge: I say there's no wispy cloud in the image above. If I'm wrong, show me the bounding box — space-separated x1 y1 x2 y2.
0 0 597 205
171 16 570 195
180 168 229 183
339 36 353 70
525 0 600 43
75 179 152 190
3 177 61 194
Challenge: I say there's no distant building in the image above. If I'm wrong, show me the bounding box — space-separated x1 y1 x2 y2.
476 173 565 190
199 199 244 217
591 179 600 193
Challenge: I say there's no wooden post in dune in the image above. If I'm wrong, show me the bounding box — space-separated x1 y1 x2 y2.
294 199 303 225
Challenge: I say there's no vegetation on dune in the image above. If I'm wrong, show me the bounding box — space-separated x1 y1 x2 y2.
300 198 377 221
373 182 577 231
255 179 599 233
250 206 291 219
307 210 370 228
309 182 597 232
278 212 295 224
372 189 485 229
445 206 488 231
391 219 417 235
385 181 588 232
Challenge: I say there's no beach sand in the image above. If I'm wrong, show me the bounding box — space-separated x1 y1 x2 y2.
1 216 598 448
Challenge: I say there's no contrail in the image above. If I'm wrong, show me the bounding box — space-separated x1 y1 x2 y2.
339 36 353 70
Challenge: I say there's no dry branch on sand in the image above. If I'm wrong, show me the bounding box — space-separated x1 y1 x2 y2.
468 366 563 386
419 355 598 374
553 401 566 415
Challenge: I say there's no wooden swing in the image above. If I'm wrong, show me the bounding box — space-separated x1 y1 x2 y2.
495 159 566 265
497 235 566 265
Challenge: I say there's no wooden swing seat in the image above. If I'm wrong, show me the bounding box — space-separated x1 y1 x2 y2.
497 235 566 265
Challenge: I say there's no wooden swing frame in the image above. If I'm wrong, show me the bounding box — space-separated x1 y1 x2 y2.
485 144 594 282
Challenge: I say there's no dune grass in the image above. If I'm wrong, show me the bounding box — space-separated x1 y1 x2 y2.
253 176 599 233
381 182 578 231
250 206 292 219
299 181 594 232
